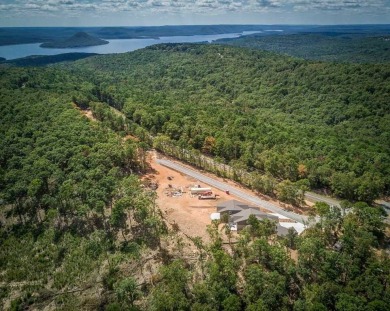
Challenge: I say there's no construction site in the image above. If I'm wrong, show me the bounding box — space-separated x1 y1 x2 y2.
141 155 227 241
142 152 305 241
159 175 220 200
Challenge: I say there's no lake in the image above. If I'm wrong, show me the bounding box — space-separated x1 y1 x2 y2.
0 32 259 60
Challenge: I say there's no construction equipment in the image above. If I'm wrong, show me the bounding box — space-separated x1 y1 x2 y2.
198 194 217 200
190 187 212 195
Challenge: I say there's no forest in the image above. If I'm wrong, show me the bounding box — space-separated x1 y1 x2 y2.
62 43 390 203
1 53 98 67
40 32 109 49
216 32 390 63
0 67 166 309
1 39 390 310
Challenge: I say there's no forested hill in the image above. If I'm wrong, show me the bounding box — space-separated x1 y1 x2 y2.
66 43 390 202
1 43 390 311
40 32 108 48
215 33 390 63
0 67 166 309
2 53 98 67
0 25 271 46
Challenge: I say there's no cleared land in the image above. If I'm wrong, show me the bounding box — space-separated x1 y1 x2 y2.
156 157 309 224
148 152 301 241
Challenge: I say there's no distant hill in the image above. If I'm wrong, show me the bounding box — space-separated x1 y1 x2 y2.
0 25 272 45
0 57 5 62
215 32 390 63
40 32 108 48
2 53 98 67
1 25 389 46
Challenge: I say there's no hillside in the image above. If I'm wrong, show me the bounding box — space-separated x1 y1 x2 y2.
215 32 390 63
0 67 168 310
1 45 389 310
0 25 281 46
1 53 98 67
40 32 108 48
64 43 390 202
2 24 389 46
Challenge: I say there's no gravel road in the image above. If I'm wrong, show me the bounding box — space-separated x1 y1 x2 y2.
157 158 311 224
305 192 341 207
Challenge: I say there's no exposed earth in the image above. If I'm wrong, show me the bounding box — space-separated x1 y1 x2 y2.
145 151 303 242
76 106 310 241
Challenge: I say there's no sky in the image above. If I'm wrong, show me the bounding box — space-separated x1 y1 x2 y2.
0 0 390 27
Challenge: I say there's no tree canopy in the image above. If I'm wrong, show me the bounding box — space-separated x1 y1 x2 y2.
1 41 389 310
64 43 390 202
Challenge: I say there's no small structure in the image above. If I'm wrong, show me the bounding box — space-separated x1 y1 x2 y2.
276 224 295 237
216 199 249 215
230 208 279 231
278 222 306 235
190 187 212 195
198 194 217 200
215 199 302 236
210 213 220 221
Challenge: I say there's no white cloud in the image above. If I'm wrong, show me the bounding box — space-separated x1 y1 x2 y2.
290 0 389 12
0 0 389 22
0 0 387 13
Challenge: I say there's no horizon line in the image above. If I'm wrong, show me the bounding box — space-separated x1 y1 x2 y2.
1 23 390 28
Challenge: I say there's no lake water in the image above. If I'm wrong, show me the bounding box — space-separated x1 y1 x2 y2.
0 31 259 60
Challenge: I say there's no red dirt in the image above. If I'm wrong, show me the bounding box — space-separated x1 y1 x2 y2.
147 151 300 242
146 152 232 242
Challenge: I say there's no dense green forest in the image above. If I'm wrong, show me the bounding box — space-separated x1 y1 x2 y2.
63 43 390 202
216 33 390 63
1 41 390 310
1 53 97 67
0 67 165 309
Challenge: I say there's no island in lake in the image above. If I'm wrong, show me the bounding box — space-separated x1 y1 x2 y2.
40 32 109 48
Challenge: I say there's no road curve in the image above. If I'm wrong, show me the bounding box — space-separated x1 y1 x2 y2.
157 158 310 224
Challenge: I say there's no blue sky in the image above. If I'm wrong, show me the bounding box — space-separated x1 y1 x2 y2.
1 0 390 26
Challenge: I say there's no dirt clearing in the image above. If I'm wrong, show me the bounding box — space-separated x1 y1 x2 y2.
144 152 234 242
145 151 299 242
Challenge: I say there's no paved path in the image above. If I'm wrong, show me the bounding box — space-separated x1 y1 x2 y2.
305 192 341 207
157 158 311 224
